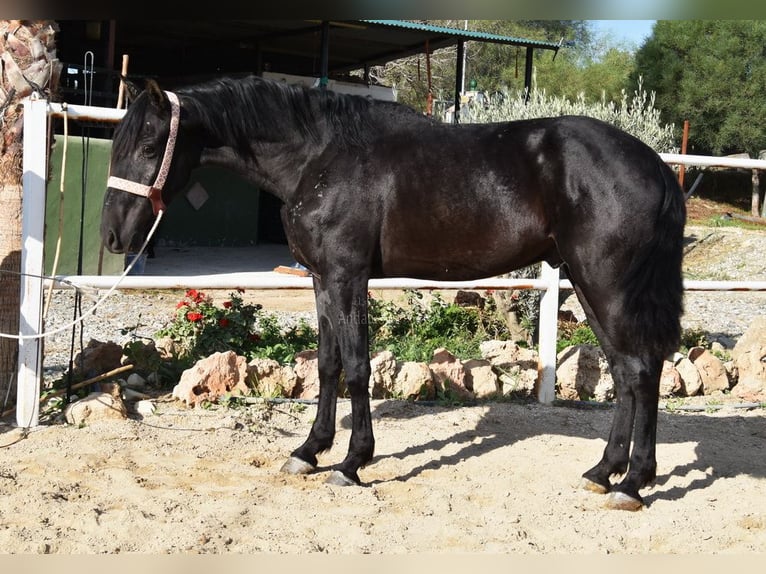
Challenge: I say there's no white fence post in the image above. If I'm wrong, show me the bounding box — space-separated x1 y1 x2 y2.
537 262 559 404
16 95 48 428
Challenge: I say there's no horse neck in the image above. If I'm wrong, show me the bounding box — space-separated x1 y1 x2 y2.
199 138 320 204
193 86 331 204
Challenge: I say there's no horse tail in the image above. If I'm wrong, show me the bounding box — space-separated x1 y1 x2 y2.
620 159 686 358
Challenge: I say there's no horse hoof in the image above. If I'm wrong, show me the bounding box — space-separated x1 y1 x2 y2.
325 470 358 487
579 477 609 494
604 491 644 511
280 456 315 475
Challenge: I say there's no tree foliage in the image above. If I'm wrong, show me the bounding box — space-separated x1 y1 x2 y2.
368 20 637 115
634 20 766 156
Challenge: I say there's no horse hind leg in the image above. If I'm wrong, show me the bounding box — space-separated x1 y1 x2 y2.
572 282 665 511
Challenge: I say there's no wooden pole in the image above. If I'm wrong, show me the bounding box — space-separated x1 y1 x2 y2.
116 54 129 109
679 119 689 187
451 40 461 121
426 39 434 117
523 46 534 103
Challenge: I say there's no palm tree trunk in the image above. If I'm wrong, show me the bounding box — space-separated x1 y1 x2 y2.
0 20 60 412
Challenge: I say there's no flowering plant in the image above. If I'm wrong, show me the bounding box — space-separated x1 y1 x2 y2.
156 289 317 368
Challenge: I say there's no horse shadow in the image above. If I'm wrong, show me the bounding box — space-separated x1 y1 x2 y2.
341 399 766 507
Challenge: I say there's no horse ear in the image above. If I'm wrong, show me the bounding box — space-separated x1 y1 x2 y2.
145 78 169 111
121 75 142 103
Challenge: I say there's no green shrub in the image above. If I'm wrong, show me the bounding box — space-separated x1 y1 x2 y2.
367 290 511 362
467 77 677 154
556 323 599 353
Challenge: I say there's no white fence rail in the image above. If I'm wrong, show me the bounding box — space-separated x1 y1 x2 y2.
14 96 766 428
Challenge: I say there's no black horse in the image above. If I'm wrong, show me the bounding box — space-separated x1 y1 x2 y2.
100 75 685 510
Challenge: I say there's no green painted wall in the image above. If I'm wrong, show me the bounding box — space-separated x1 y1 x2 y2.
155 167 260 247
45 136 123 276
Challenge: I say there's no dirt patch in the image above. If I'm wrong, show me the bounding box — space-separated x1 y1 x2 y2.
1 397 765 554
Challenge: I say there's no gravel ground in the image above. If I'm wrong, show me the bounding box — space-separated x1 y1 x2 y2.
38 225 766 388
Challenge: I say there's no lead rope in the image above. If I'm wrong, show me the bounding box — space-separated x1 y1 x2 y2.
43 103 68 318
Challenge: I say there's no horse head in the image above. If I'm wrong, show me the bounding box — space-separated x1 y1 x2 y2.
100 78 200 254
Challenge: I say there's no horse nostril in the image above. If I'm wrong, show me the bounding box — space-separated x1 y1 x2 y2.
105 229 123 254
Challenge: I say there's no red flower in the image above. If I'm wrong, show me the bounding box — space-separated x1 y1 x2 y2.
186 311 203 322
223 301 232 309
218 318 230 328
186 288 205 303
176 300 189 309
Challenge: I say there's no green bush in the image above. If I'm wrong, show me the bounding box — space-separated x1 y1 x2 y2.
367 290 511 362
556 323 599 354
466 77 678 154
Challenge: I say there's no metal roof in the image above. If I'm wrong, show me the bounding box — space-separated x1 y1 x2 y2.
59 20 563 81
362 20 563 51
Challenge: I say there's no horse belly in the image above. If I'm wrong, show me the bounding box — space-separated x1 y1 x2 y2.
379 221 553 281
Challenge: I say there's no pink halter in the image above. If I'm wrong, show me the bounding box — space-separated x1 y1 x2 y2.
107 90 180 215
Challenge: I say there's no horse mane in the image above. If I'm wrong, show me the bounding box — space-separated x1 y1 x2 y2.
175 75 426 155
114 74 432 165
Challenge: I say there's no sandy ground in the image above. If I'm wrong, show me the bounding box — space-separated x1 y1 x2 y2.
1 396 765 554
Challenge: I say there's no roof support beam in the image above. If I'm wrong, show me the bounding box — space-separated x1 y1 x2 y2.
453 40 465 124
524 46 534 103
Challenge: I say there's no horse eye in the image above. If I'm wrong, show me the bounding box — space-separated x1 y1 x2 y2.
141 144 156 157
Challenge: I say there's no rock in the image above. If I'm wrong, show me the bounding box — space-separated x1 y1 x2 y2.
463 359 500 398
479 340 539 397
64 385 127 425
660 360 683 398
172 351 250 407
71 339 123 379
124 373 147 390
688 347 730 395
155 336 181 359
393 362 434 400
293 350 321 399
676 357 703 396
454 290 485 309
247 358 298 398
120 340 162 374
369 350 397 398
555 345 614 402
479 340 518 361
134 400 156 417
731 316 766 400
428 348 474 401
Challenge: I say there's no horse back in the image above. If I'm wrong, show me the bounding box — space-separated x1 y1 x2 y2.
367 115 671 281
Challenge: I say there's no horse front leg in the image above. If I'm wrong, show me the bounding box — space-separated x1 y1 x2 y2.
323 275 374 486
281 277 342 475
